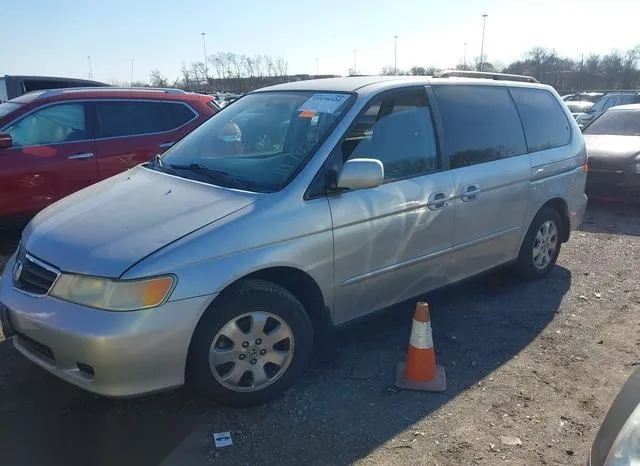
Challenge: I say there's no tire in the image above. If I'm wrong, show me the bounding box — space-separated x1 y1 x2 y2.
187 279 314 407
515 207 563 280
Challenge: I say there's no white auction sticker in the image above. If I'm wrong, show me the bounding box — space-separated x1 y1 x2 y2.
298 93 350 114
213 431 233 448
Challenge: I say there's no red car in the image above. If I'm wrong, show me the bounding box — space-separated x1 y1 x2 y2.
0 87 218 226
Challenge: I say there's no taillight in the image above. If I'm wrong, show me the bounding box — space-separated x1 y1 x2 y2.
583 152 588 172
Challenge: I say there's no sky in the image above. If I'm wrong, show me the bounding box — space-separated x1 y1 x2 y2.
3 0 640 84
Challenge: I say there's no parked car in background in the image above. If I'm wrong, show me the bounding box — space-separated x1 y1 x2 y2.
587 366 640 465
562 92 604 119
576 92 640 128
582 104 640 201
0 75 108 103
0 73 587 407
0 87 218 226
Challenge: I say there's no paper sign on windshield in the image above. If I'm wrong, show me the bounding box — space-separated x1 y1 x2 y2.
298 93 350 114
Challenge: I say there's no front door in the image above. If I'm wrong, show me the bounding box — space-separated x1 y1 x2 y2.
0 102 98 219
431 84 531 280
328 88 455 325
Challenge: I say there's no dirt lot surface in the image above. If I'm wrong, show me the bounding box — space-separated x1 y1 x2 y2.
0 201 639 466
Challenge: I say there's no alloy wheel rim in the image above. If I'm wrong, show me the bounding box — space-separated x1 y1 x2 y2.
532 220 558 270
209 311 295 392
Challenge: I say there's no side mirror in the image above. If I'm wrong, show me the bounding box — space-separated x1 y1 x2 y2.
0 132 12 149
337 158 384 191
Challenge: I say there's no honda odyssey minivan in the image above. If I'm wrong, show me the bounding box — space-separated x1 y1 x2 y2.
0 73 588 407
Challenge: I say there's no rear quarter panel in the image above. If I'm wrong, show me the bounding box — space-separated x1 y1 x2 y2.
523 90 588 248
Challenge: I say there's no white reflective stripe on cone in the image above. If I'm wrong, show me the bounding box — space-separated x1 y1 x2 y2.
409 321 433 349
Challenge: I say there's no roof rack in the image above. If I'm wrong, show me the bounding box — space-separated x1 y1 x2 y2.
435 70 539 84
38 87 186 99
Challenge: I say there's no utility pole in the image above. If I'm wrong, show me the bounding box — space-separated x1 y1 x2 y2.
479 14 488 72
130 60 134 87
87 55 93 80
394 35 399 75
201 32 208 84
316 57 319 76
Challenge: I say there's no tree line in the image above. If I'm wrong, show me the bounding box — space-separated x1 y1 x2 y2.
145 52 291 94
382 45 640 92
131 45 640 94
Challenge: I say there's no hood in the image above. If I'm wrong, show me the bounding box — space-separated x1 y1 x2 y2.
584 134 640 159
22 166 261 277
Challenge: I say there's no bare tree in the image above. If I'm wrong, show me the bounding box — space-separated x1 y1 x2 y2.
180 63 191 89
149 69 169 87
380 65 395 76
265 56 275 77
275 57 288 77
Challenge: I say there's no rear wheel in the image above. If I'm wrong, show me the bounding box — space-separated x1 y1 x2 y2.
515 207 563 280
187 279 314 407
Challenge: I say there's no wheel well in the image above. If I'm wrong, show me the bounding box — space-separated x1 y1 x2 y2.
239 267 331 334
542 198 570 242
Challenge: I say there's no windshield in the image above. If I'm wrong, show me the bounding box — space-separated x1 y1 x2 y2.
158 91 353 192
0 102 21 119
583 110 640 136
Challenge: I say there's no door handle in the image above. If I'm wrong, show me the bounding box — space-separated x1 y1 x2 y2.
461 184 480 202
427 192 448 210
159 141 175 149
67 152 95 160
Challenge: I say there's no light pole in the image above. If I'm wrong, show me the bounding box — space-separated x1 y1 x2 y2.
479 14 488 72
353 49 357 75
130 60 134 87
316 57 319 76
463 42 468 69
394 35 398 75
201 32 208 82
87 55 93 80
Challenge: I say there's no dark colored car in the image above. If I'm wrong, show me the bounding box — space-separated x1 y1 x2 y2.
0 75 109 103
587 366 640 465
577 92 640 128
0 88 218 226
583 104 640 201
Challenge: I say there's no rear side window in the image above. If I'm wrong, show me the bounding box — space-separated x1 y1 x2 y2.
96 101 194 138
620 94 640 105
510 88 570 152
165 103 197 127
433 85 526 169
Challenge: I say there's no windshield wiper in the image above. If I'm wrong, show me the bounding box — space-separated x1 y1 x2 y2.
168 163 251 191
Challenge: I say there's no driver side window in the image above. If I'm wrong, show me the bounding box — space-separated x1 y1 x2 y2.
5 103 86 147
341 90 438 183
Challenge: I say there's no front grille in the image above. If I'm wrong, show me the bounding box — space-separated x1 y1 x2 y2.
13 250 59 296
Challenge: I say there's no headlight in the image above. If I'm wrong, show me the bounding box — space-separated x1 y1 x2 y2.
604 402 640 465
50 274 175 311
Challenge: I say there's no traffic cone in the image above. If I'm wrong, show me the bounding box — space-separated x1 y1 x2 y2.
394 302 446 392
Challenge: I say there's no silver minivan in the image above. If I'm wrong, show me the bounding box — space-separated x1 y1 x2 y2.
0 75 588 406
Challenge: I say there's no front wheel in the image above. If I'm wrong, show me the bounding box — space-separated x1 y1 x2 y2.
187 279 314 407
515 207 563 280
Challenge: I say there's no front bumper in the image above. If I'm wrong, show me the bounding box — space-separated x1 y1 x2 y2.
0 254 215 397
586 169 640 202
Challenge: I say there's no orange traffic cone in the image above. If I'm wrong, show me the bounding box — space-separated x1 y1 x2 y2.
395 302 446 392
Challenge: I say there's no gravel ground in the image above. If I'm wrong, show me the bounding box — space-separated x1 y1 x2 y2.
0 201 639 466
